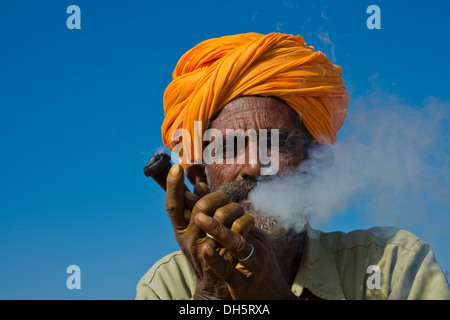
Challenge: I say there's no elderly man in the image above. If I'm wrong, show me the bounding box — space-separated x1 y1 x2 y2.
136 33 450 300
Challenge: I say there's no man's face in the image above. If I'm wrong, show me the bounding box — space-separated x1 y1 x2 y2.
204 96 311 231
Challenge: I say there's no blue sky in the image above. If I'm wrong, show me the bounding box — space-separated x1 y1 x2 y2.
1 0 449 299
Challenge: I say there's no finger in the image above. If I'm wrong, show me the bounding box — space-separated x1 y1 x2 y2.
193 182 210 197
222 213 255 263
231 214 255 238
191 192 229 222
209 203 246 255
184 191 200 210
201 243 244 287
182 208 191 223
183 183 211 223
165 164 187 229
195 213 255 264
189 192 229 238
213 202 244 229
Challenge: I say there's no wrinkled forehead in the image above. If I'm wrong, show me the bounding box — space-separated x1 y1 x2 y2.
209 96 304 133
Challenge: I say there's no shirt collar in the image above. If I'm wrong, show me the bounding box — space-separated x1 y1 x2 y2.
291 224 346 300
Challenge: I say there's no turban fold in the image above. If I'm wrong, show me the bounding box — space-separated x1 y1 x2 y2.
162 32 349 165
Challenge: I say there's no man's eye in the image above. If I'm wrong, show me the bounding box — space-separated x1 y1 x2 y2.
221 145 234 159
267 136 286 148
278 137 290 146
222 144 245 159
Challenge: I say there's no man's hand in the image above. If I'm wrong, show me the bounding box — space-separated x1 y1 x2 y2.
195 206 298 300
165 164 255 300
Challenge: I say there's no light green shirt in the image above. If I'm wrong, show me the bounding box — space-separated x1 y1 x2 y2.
136 225 450 300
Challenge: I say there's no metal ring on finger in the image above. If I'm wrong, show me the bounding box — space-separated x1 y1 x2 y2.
238 244 254 262
206 233 215 240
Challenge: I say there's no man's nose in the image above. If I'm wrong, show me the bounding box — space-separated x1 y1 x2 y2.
237 144 261 180
238 162 261 180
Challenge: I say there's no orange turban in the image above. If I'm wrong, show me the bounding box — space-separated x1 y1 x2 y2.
162 32 349 166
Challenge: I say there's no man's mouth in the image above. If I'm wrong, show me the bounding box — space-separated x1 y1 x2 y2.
215 177 258 203
239 199 252 207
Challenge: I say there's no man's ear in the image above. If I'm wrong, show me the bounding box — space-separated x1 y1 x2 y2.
185 164 208 186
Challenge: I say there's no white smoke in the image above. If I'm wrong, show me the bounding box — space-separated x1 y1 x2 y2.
317 32 336 62
249 91 450 233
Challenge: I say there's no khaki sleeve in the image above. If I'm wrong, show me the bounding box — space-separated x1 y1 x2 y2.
405 241 450 300
134 251 195 300
386 239 450 300
135 280 161 300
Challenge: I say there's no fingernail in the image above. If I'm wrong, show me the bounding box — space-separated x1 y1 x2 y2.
169 165 181 178
205 244 214 257
196 212 211 225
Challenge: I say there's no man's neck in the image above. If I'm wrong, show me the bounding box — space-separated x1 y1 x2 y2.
272 230 306 285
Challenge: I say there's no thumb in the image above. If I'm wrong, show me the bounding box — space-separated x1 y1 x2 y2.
165 164 187 230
